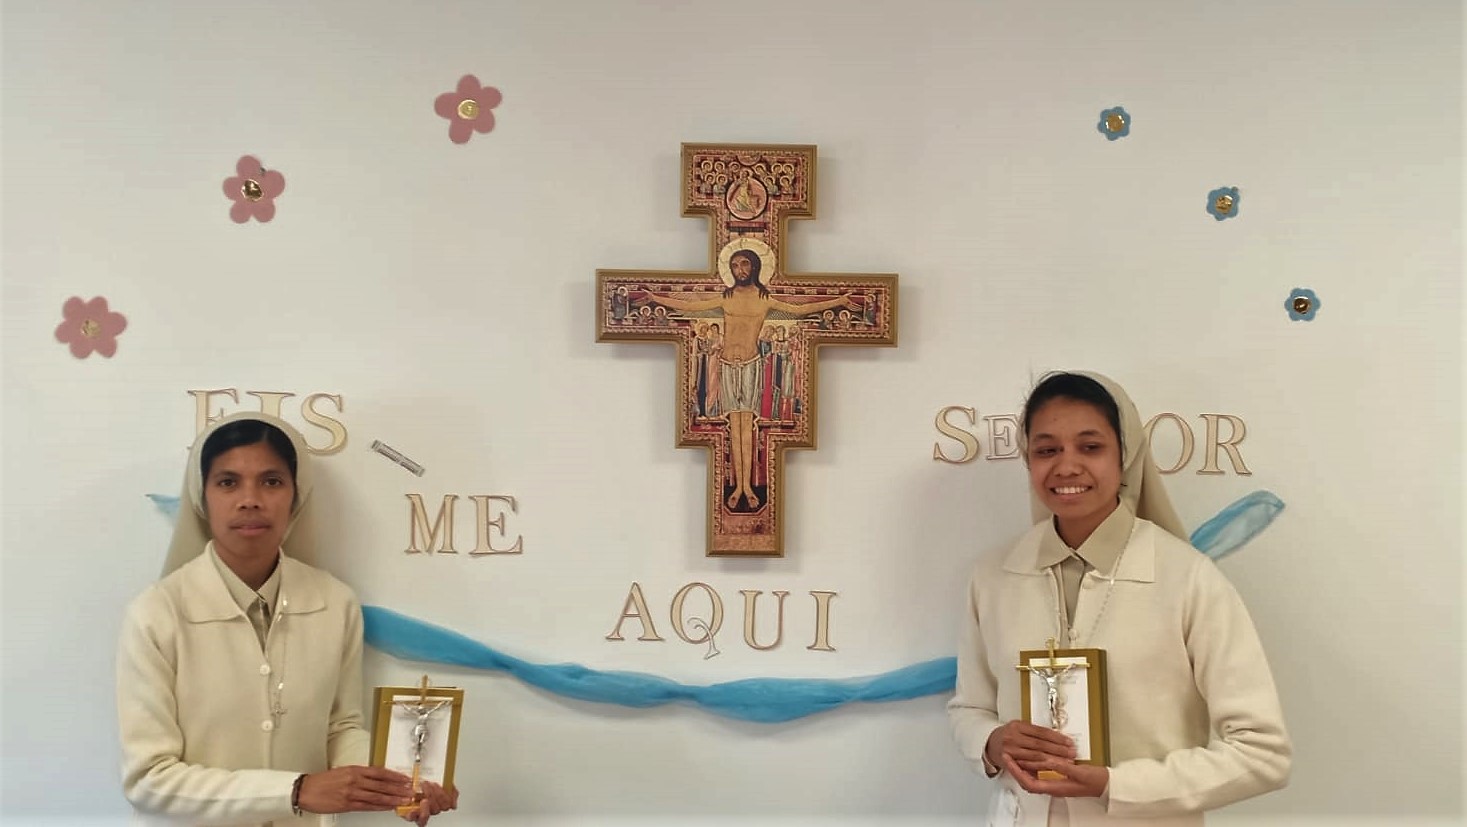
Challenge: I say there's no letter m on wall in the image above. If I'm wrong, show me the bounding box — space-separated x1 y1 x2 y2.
406 494 459 553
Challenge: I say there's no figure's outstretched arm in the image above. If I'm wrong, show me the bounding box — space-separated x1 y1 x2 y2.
643 292 724 313
770 295 859 316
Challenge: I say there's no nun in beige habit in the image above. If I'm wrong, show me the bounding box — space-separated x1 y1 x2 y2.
947 372 1291 827
116 412 454 826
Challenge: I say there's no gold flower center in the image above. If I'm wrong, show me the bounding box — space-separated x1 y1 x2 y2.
241 179 264 201
1105 113 1126 132
80 319 101 337
1214 194 1234 214
1292 296 1311 314
457 99 479 120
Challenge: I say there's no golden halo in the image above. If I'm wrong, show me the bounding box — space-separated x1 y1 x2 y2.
716 237 775 287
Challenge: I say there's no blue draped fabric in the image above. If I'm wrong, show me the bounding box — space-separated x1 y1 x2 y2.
1189 490 1286 560
364 605 956 723
147 493 181 519
145 489 1284 721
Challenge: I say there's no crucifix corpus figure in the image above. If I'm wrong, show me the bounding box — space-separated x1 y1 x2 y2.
1028 660 1078 729
596 143 899 557
392 682 454 816
642 249 858 511
1018 638 1079 730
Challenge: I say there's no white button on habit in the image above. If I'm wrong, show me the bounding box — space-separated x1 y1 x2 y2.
259 664 271 675
261 720 274 732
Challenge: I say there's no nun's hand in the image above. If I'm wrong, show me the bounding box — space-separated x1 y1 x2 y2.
986 719 1076 773
1000 752 1109 799
398 781 459 826
297 766 413 813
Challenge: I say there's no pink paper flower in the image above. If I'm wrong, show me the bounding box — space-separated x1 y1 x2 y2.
54 296 127 359
434 74 502 144
222 156 286 223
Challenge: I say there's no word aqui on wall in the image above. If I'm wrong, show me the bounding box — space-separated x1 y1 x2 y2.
932 407 1253 475
608 582 838 655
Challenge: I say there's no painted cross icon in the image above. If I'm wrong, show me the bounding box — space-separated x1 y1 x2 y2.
597 143 899 557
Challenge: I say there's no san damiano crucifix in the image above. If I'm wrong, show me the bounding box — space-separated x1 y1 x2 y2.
596 144 898 557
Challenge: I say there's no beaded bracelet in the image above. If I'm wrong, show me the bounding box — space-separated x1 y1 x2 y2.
291 773 306 816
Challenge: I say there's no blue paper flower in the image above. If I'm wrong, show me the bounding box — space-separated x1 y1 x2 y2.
1207 186 1240 221
1285 288 1320 321
1097 106 1130 140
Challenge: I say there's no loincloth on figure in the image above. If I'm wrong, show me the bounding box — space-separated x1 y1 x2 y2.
719 355 763 414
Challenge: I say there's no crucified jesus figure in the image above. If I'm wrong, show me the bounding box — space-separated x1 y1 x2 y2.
643 249 857 510
1027 661 1077 729
394 696 452 803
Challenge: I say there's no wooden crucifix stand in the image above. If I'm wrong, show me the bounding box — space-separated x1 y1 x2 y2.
596 143 898 557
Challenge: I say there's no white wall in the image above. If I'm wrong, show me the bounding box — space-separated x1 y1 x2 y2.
2 0 1461 824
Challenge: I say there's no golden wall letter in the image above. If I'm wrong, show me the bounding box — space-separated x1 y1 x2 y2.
739 590 789 651
1144 413 1195 475
606 582 664 641
244 391 295 419
189 388 238 435
1198 414 1251 476
301 393 348 454
406 494 459 554
806 591 838 652
933 406 980 464
984 414 1021 460
670 582 724 645
469 495 523 555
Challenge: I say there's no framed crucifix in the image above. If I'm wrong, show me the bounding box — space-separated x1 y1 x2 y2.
370 679 465 809
1017 642 1110 772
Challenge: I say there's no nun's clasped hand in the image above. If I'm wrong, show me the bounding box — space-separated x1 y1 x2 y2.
297 765 414 813
1001 752 1110 800
986 719 1075 772
399 780 459 826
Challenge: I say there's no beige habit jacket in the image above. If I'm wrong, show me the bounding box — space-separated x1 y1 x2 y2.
948 518 1291 826
117 550 371 826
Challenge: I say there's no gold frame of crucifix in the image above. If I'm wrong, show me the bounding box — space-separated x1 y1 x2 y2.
370 682 465 793
596 143 898 557
1017 645 1110 768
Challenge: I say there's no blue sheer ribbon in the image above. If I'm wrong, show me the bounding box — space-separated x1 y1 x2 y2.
146 489 1284 721
1189 490 1285 560
364 604 956 723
